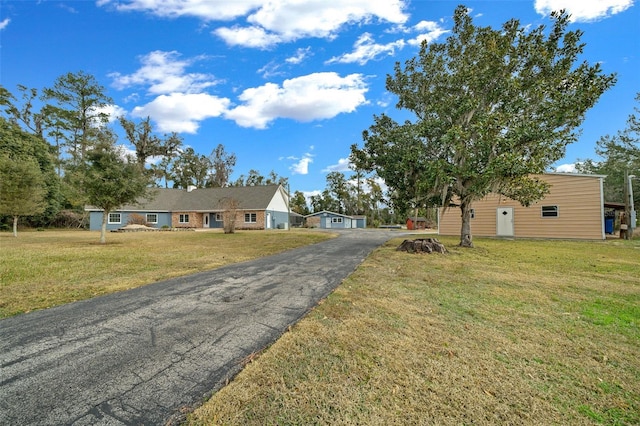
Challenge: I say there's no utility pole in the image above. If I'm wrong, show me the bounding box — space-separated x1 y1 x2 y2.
629 174 636 239
624 170 630 240
286 182 291 231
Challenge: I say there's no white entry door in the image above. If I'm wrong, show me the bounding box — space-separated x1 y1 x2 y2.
266 213 271 229
203 214 209 228
496 207 514 237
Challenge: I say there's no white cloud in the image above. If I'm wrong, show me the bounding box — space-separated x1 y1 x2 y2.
97 0 263 20
534 0 634 22
326 33 405 65
287 147 315 175
94 104 128 123
214 26 283 48
322 158 352 173
407 20 449 46
257 61 285 79
327 20 447 65
106 0 409 48
102 0 408 49
132 92 230 133
302 190 322 203
109 50 218 94
555 163 577 173
290 154 314 175
0 18 10 30
245 0 408 42
286 47 312 64
224 72 368 129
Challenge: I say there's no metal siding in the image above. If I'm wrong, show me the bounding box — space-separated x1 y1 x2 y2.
439 174 604 239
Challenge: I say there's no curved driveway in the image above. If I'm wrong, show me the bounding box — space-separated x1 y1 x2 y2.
0 230 403 425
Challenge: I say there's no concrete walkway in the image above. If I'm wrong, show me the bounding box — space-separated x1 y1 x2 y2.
0 230 404 425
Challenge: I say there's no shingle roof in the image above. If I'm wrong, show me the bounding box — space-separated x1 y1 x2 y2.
86 185 283 212
305 210 354 219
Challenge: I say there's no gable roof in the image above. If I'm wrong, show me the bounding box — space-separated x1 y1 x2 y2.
305 210 354 219
86 185 284 212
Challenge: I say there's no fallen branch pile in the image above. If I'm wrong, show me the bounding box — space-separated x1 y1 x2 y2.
396 238 448 254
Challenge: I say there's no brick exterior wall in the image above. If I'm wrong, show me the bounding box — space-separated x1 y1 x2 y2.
170 211 266 230
171 212 203 228
236 210 264 230
306 216 321 228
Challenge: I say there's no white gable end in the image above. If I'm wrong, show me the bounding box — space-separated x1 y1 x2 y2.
266 187 288 212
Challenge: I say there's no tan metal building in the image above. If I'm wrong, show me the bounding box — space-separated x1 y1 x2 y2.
438 173 606 240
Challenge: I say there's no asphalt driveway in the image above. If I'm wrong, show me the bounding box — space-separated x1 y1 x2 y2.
0 229 403 425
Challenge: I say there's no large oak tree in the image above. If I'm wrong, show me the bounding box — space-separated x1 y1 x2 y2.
351 6 615 247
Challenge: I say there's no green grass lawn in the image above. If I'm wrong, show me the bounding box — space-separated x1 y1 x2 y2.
2 231 638 424
187 236 640 425
0 229 333 318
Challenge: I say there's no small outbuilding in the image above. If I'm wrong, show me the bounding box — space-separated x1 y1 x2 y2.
406 217 428 230
304 211 367 229
438 173 607 240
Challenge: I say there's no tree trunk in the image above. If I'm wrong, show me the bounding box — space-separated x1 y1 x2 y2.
459 200 474 248
12 215 18 237
396 238 448 254
100 211 108 244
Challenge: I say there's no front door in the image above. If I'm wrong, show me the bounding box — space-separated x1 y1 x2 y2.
496 207 514 237
203 214 209 228
266 213 271 229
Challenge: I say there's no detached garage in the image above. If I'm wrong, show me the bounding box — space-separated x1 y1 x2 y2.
438 173 606 240
305 211 367 229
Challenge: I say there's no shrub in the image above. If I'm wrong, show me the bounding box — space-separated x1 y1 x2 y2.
127 213 148 226
49 210 87 229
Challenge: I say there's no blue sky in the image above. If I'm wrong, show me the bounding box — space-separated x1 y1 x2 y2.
1 0 638 197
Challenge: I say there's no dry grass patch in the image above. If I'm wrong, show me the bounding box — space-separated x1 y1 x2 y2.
0 229 333 318
188 237 639 425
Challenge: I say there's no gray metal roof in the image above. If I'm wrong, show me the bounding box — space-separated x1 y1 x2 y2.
86 185 283 212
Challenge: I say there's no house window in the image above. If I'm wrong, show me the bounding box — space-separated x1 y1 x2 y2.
108 213 121 224
470 209 475 219
244 213 257 223
332 217 343 224
215 213 223 221
541 205 559 218
146 213 158 224
179 214 190 223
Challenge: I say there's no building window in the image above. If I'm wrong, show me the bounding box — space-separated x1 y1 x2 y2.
470 209 475 219
179 214 190 223
332 217 343 224
215 213 223 221
541 206 559 218
146 213 158 224
244 213 257 223
108 213 121 224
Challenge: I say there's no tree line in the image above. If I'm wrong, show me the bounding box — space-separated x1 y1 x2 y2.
0 72 286 239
